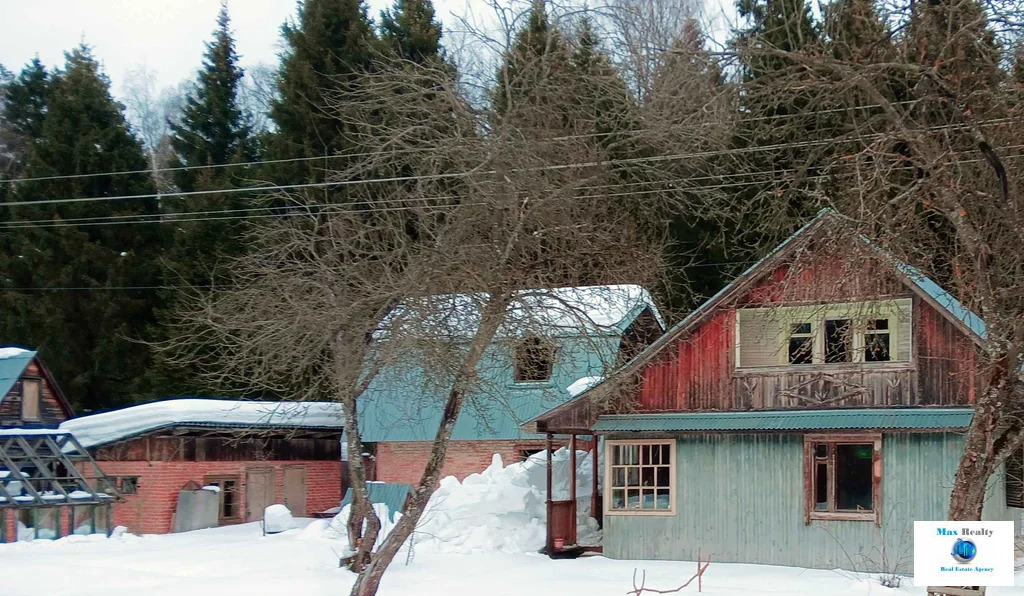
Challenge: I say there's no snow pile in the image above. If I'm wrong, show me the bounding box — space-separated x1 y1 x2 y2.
264 504 296 534
324 448 600 554
59 399 345 449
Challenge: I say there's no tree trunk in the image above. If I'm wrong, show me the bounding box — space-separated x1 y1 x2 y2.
947 359 1017 520
348 295 511 596
341 393 380 570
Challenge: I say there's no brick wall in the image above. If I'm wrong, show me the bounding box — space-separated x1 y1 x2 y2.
95 459 342 535
374 439 576 485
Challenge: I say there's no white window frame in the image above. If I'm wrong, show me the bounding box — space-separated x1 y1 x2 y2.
604 438 676 516
735 299 912 368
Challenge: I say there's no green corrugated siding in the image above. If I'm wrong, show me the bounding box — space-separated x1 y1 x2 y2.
603 432 1017 571
594 409 974 432
341 483 411 522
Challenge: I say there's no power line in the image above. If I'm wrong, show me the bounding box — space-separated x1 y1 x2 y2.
1 136 1019 231
1 117 1013 210
0 99 932 186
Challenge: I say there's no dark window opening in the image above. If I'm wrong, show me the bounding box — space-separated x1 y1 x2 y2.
514 336 554 383
119 476 139 495
824 319 851 363
806 438 877 521
789 323 813 364
518 448 544 462
864 319 891 362
205 475 241 523
835 444 874 510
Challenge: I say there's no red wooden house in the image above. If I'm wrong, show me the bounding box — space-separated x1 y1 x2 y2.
528 211 1016 571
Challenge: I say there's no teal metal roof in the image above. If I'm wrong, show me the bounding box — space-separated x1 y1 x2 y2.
0 350 35 402
341 483 411 522
593 408 975 432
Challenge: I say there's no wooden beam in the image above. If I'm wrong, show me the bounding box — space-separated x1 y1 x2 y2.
569 434 577 503
591 434 599 519
546 433 553 556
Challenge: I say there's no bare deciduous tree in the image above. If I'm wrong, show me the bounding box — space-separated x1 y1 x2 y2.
164 4 687 594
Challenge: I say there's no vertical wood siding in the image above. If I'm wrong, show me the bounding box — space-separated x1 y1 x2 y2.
0 361 71 428
603 433 1016 570
635 269 978 411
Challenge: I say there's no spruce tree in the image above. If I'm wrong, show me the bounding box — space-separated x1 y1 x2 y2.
0 46 164 411
166 3 255 284
266 0 378 205
380 0 443 63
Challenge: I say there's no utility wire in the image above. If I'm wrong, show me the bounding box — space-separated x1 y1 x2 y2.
0 99 929 186
0 118 1013 210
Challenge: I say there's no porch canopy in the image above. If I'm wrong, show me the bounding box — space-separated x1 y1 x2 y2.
592 408 974 433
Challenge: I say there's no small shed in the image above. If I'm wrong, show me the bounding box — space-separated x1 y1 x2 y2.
58 398 345 534
0 430 119 542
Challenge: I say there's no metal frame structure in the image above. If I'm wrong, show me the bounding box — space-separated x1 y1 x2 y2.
0 432 118 510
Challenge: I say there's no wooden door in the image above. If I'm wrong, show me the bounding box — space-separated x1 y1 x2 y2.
282 466 307 517
245 467 274 522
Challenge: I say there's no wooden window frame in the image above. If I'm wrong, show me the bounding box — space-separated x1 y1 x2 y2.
204 474 243 524
604 438 676 517
803 433 882 525
513 336 556 384
20 377 42 422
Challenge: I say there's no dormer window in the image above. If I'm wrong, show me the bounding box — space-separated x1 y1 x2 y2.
514 336 554 383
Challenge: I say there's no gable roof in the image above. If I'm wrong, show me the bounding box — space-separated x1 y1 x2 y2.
526 209 987 430
59 398 345 449
0 347 75 419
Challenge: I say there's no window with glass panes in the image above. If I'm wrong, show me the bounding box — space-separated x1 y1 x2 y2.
804 434 880 523
606 440 674 514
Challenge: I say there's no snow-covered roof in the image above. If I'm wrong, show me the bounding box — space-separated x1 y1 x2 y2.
59 398 345 449
377 284 664 340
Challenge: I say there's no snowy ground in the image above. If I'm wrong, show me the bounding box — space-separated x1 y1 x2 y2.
3 520 1024 596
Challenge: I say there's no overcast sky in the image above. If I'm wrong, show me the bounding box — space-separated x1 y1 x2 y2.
0 0 473 99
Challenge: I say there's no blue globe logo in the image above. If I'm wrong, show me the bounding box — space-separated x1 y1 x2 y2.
951 538 978 563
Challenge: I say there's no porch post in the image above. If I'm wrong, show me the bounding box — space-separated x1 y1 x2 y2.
546 432 553 555
591 433 599 518
569 434 577 503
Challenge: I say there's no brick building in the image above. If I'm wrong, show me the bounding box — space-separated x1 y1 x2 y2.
59 399 344 534
359 285 663 485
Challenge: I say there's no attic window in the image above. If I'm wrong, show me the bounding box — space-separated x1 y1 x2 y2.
21 379 41 422
514 336 554 383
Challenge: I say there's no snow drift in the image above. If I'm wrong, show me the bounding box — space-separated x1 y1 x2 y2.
323 448 600 554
